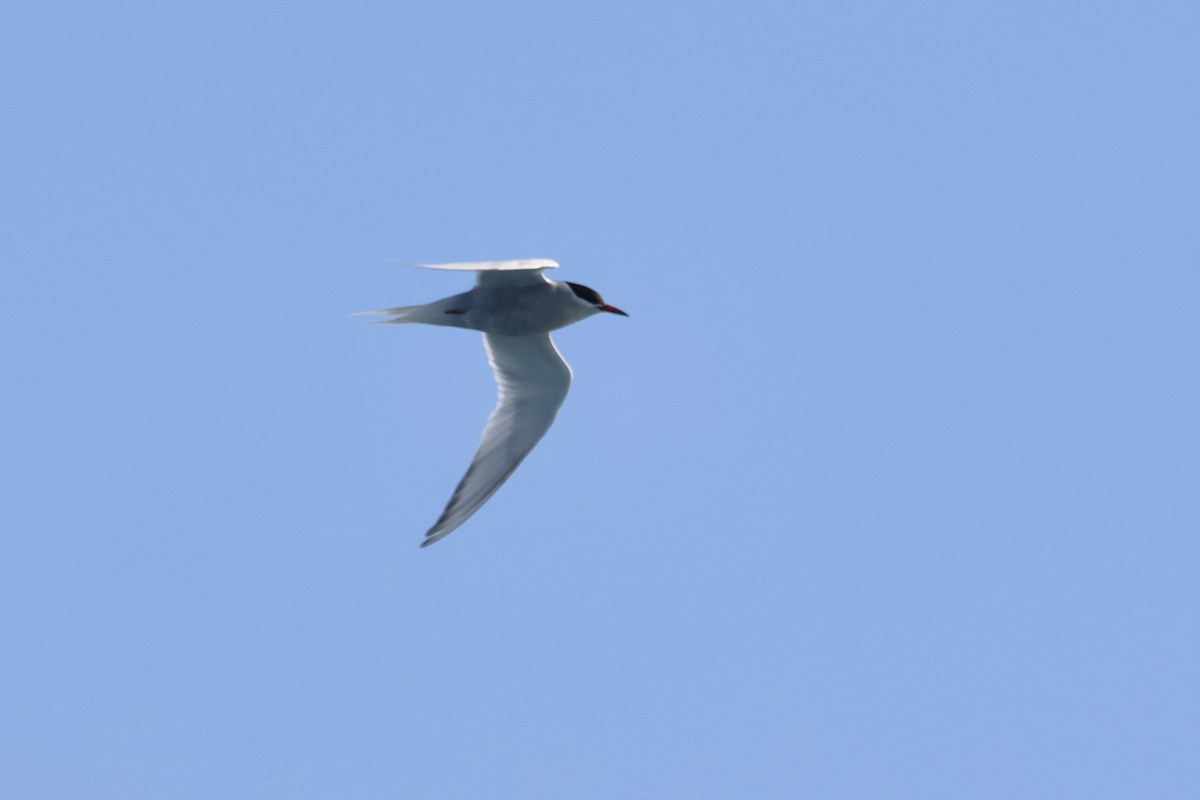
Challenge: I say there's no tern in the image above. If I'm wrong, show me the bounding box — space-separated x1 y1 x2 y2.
361 259 628 547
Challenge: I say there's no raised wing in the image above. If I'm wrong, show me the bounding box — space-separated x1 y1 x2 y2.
421 333 572 547
412 259 559 272
411 259 559 288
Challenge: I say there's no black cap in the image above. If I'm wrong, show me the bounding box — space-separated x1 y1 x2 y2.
566 282 605 306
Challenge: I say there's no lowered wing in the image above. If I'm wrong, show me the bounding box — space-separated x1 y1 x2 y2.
421 332 572 547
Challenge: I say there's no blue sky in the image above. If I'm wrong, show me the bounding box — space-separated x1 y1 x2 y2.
3 1 1198 797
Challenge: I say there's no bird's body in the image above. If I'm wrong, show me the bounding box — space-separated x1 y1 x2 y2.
361 259 627 547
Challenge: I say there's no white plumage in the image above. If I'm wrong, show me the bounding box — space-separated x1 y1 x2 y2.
361 260 627 546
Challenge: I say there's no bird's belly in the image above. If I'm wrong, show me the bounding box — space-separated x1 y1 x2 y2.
465 286 574 335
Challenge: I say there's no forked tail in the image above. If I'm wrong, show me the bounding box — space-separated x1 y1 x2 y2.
351 304 429 325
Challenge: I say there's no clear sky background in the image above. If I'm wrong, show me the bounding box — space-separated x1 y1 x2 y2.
3 1 1198 797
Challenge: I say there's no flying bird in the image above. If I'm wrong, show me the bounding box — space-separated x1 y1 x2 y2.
361 259 628 547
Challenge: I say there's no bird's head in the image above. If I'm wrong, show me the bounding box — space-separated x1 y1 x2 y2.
566 282 629 317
